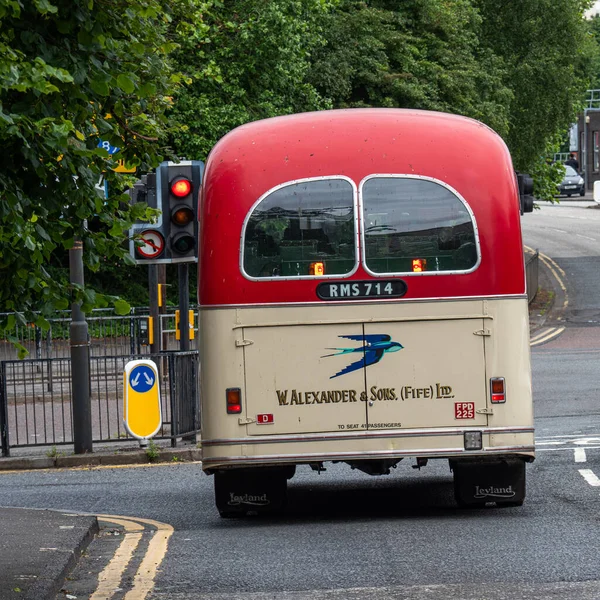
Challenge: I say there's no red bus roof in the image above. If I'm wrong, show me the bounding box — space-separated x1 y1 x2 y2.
199 108 525 306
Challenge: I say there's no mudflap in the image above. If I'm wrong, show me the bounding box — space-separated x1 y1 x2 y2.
214 466 293 518
451 458 526 508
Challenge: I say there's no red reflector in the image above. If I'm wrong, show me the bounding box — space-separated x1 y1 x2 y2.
171 177 192 197
412 258 426 272
226 388 242 414
490 377 505 403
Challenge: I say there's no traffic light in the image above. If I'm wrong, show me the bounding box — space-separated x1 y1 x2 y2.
516 172 534 214
128 160 204 264
157 160 204 263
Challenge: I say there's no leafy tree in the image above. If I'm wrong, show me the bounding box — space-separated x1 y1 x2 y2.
167 0 334 160
308 0 512 139
0 0 177 329
474 0 597 198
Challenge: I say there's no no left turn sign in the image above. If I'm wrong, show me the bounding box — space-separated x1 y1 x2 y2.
137 229 165 259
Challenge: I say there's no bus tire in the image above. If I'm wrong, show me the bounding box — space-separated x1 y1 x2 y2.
451 458 526 508
214 467 288 517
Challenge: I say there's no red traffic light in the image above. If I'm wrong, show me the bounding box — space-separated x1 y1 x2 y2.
171 177 192 198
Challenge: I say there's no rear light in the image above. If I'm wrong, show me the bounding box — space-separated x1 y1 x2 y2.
412 258 426 272
226 388 242 414
490 377 506 403
309 262 325 276
464 431 482 450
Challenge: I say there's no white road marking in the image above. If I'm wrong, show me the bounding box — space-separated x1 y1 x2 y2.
535 435 600 453
551 228 568 234
576 234 597 241
579 469 600 487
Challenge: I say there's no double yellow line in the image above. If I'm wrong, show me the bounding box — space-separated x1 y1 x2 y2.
530 326 565 347
90 514 173 600
525 246 568 347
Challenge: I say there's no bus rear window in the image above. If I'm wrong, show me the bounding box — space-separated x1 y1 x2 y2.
362 177 478 274
243 178 356 279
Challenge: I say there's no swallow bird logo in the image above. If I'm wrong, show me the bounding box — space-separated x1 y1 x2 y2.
322 334 403 379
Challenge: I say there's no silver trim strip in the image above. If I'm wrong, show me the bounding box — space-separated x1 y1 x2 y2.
239 175 360 282
202 445 536 468
199 294 528 310
232 313 492 330
202 426 535 447
358 174 482 278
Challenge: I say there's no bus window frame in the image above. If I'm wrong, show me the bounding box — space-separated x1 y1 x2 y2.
239 175 360 282
358 173 482 278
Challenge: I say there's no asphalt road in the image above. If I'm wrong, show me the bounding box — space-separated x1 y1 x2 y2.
1 200 600 599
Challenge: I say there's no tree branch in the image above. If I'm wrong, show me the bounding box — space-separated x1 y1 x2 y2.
112 114 159 142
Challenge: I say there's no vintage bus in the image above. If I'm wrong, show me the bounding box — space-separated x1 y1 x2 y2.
198 108 534 516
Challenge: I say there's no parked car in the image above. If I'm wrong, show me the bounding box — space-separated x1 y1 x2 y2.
558 165 585 197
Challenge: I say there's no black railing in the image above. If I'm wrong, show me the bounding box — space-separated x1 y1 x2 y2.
0 309 198 361
0 351 199 456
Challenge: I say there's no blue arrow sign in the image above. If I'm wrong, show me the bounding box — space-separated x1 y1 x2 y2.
129 365 156 393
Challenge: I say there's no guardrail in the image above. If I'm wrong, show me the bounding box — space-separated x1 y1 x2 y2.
0 351 199 457
525 249 539 304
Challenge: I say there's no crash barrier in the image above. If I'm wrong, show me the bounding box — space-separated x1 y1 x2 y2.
0 351 198 457
0 308 198 361
525 249 539 304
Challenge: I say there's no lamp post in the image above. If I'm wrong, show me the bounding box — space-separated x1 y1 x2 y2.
70 237 93 454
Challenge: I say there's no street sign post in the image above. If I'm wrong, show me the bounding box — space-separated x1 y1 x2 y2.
123 359 162 444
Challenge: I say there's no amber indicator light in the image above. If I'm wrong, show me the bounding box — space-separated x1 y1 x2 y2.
309 262 325 276
172 206 194 226
412 258 426 272
226 388 242 414
171 177 192 198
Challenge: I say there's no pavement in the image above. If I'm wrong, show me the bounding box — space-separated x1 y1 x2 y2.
0 445 201 599
0 236 569 599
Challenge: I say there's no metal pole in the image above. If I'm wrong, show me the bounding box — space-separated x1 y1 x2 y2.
582 108 590 190
0 362 9 457
70 238 92 454
178 263 190 351
149 265 160 355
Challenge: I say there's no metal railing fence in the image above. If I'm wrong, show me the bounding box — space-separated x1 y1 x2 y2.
0 351 199 456
0 308 198 361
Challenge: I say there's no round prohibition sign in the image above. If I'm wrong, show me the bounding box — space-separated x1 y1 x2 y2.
137 229 164 259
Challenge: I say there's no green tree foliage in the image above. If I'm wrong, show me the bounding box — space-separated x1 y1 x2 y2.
0 0 177 327
308 0 512 139
309 0 597 200
167 0 334 160
475 0 595 173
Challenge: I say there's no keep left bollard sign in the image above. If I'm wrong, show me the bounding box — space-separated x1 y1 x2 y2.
123 359 162 441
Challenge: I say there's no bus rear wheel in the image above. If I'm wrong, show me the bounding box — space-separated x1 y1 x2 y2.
450 458 526 508
214 466 293 518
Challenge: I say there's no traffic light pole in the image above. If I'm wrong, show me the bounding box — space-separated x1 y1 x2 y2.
178 263 190 351
69 238 93 454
